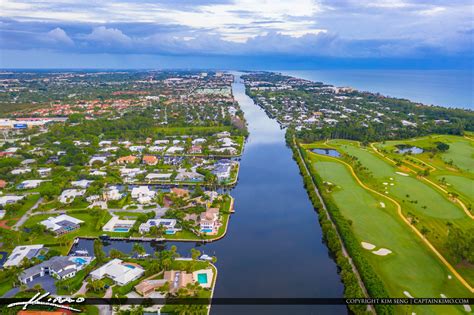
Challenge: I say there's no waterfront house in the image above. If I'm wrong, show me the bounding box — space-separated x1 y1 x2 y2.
135 279 167 297
189 145 202 154
145 173 172 181
139 219 179 235
102 216 136 233
163 270 194 292
170 187 190 199
104 186 123 201
90 259 144 286
200 208 220 233
131 186 156 204
19 255 93 284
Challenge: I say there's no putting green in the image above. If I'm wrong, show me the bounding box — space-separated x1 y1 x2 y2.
311 156 470 314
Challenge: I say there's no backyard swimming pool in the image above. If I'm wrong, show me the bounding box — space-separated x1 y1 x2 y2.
197 273 208 284
124 264 136 269
114 228 130 232
72 257 87 265
201 228 213 233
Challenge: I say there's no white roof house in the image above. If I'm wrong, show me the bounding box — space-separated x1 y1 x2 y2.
218 137 236 147
0 195 25 207
90 170 107 176
148 146 166 152
145 173 172 181
105 186 123 201
89 156 108 165
19 180 45 189
192 138 207 144
139 219 179 234
11 168 31 175
90 259 145 286
40 214 84 234
131 186 156 204
38 167 52 177
4 244 44 268
59 189 85 203
102 216 136 232
71 179 93 188
154 140 169 145
166 146 184 154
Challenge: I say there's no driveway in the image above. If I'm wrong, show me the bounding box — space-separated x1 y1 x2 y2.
3 275 56 298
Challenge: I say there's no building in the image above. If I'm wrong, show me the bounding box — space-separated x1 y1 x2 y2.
19 255 93 284
0 179 7 189
59 189 85 203
71 179 93 188
212 163 232 181
131 186 156 204
135 279 167 297
40 214 84 235
104 186 123 201
18 180 45 189
163 270 194 292
139 219 179 235
170 188 190 199
90 259 145 286
102 216 136 233
189 145 202 154
37 167 52 177
4 244 45 268
116 155 137 164
200 208 220 233
142 155 158 166
0 195 25 207
145 173 172 181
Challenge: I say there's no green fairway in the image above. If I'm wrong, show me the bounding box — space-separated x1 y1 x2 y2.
437 175 474 206
440 138 473 174
310 155 471 314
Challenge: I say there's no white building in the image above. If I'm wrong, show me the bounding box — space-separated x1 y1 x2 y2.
102 216 136 232
59 189 85 203
0 195 25 207
4 244 44 268
131 186 156 204
139 219 179 234
40 214 84 235
71 179 93 188
145 173 172 181
19 179 45 189
105 186 123 201
90 259 145 286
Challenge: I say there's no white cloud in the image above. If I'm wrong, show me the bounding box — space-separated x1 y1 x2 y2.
46 27 73 45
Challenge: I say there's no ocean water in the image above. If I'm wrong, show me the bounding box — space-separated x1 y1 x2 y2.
280 70 473 110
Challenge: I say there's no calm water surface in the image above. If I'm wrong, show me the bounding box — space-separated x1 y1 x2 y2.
75 74 345 314
281 70 473 109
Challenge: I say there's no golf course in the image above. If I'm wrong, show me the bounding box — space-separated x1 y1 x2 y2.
301 134 473 314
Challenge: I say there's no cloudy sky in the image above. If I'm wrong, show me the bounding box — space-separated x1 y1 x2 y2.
0 0 473 68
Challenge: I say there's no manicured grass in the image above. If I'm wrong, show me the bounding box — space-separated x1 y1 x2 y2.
437 175 474 206
327 140 474 283
309 154 470 314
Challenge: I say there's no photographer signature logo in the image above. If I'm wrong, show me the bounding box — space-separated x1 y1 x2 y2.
7 292 85 312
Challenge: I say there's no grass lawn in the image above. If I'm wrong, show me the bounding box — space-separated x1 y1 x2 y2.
309 153 471 314
436 175 474 206
3 194 41 224
325 140 474 283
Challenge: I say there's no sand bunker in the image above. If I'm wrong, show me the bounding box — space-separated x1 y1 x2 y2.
464 305 472 312
380 202 386 208
403 291 414 298
389 177 394 180
383 182 388 185
390 183 394 186
448 275 452 280
361 242 376 250
440 294 447 298
373 248 392 256
396 172 409 176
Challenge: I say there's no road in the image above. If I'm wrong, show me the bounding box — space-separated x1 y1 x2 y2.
12 197 43 231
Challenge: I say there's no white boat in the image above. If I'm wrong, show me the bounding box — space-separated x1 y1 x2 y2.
200 254 213 261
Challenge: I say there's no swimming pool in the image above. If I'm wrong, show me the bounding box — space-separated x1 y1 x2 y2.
197 273 208 284
201 228 213 233
124 264 136 269
114 227 130 232
72 257 87 265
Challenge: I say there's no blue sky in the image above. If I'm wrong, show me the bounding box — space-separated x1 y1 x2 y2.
0 0 473 69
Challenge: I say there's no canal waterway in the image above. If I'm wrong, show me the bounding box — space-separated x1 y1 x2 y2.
74 74 345 314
